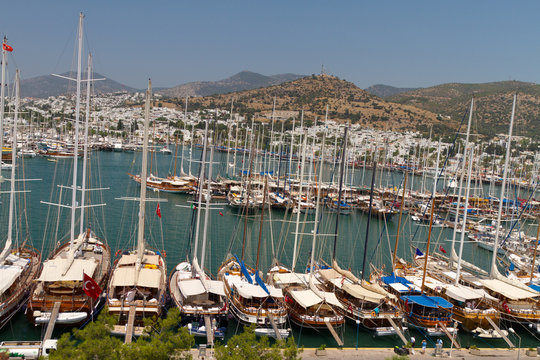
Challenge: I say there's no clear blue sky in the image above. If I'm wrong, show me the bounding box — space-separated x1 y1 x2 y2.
0 0 538 89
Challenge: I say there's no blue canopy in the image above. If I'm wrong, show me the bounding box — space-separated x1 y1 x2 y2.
529 283 540 292
401 295 453 309
381 274 412 286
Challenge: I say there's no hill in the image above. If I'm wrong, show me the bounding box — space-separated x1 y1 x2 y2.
365 84 421 98
20 72 136 98
165 74 446 133
158 71 304 98
387 81 540 138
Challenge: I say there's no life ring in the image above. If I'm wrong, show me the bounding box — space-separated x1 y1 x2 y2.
371 311 377 317
115 249 121 257
162 251 167 258
395 311 399 317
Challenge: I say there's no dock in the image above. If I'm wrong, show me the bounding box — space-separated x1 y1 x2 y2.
485 316 514 348
438 321 461 349
203 315 214 346
386 315 407 346
125 305 136 344
267 313 283 341
43 302 61 341
324 319 344 347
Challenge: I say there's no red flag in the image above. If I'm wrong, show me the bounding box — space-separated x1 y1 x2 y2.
83 273 101 300
439 245 447 254
2 44 13 52
156 203 162 218
219 211 224 216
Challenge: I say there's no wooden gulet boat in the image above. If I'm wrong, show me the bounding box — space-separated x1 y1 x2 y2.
169 119 227 338
27 30 111 326
107 79 167 338
0 69 41 330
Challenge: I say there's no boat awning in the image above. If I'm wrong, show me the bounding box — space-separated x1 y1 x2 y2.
38 258 98 282
272 272 318 285
342 283 386 303
137 268 162 288
481 279 540 301
321 291 344 309
0 265 23 293
381 274 412 286
208 280 226 296
234 283 282 299
118 254 160 267
529 283 540 292
444 285 484 302
389 282 420 293
110 267 162 288
178 279 206 297
289 289 323 308
401 295 453 309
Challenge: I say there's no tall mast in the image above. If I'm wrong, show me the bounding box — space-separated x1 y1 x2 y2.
225 98 233 177
79 53 92 234
0 37 7 182
69 12 84 248
0 69 19 262
361 160 376 279
200 120 213 271
490 94 517 277
391 172 407 271
192 120 209 264
291 132 307 272
137 79 152 262
332 126 348 263
455 145 474 284
309 132 326 282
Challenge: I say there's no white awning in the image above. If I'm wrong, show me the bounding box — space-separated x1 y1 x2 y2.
444 285 484 302
234 283 270 299
38 258 97 282
207 280 226 297
137 268 162 288
118 254 160 266
272 272 317 285
321 291 344 309
0 265 23 294
481 279 539 301
111 267 135 287
178 279 206 297
110 267 162 288
342 283 387 303
289 289 323 308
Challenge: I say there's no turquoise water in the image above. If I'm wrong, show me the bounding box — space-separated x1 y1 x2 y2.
0 149 538 348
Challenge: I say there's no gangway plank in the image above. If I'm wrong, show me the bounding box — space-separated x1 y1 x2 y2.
485 316 514 348
267 313 283 341
124 305 137 344
437 321 461 349
43 302 61 341
204 315 214 346
386 315 407 346
324 319 344 347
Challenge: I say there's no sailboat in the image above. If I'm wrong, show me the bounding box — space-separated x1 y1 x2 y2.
27 14 111 326
0 69 41 329
107 79 167 337
169 119 227 338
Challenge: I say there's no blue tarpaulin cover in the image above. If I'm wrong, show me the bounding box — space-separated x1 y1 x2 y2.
381 274 412 286
401 294 453 309
529 283 540 292
234 254 253 284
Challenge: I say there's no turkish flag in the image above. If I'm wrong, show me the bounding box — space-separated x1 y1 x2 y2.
2 44 13 52
439 245 447 254
83 273 101 300
156 203 162 218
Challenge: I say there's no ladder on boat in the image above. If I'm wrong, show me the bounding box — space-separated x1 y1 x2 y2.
125 305 137 344
204 315 214 346
324 319 344 347
485 316 514 348
43 302 61 341
437 321 461 349
266 313 283 341
386 315 408 346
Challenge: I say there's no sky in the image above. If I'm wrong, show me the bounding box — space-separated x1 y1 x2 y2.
0 1 538 90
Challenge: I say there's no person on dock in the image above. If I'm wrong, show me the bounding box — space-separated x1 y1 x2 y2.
421 339 427 354
410 336 415 354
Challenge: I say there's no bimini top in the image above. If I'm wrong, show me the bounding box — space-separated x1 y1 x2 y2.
381 274 412 286
401 295 453 309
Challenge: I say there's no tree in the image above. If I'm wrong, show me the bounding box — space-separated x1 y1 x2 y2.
117 119 124 131
214 324 302 360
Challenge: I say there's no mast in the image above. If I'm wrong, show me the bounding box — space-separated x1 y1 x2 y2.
69 12 84 249
137 79 152 264
79 53 92 234
292 132 308 272
192 120 209 264
490 94 517 278
200 120 213 271
332 126 348 263
361 160 377 280
0 37 7 182
420 197 436 294
256 177 268 270
225 98 233 177
0 69 19 262
455 145 474 284
309 132 326 282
